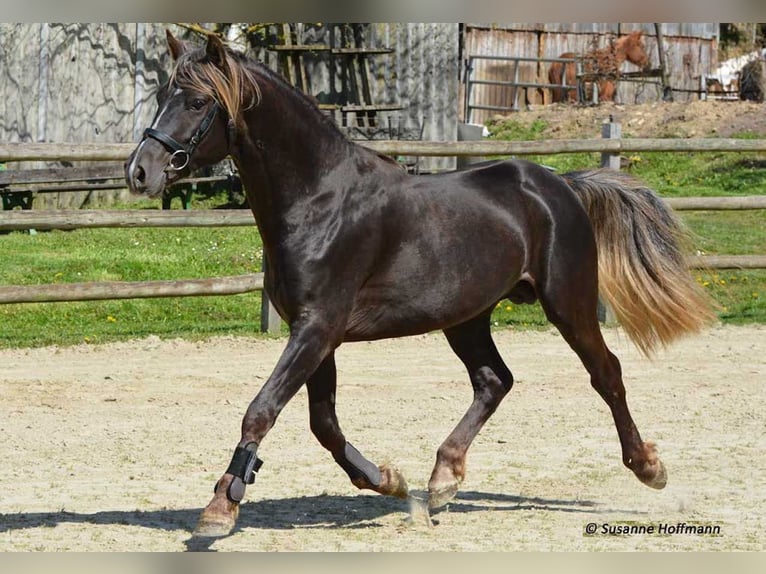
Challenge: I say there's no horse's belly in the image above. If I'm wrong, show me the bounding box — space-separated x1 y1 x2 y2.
343 233 525 341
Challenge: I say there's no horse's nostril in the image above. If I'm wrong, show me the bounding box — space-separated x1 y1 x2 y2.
135 165 146 184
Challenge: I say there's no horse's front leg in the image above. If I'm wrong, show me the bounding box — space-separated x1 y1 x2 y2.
193 317 336 538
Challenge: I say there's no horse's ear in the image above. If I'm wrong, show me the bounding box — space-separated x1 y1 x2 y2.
206 34 229 71
166 29 188 61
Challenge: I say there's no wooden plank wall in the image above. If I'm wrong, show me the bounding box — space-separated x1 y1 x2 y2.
0 23 460 183
463 23 720 124
0 23 181 206
0 23 721 184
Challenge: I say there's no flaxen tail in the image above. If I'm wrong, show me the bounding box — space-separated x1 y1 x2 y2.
563 169 716 356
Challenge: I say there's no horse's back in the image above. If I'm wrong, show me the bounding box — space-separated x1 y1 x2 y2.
344 159 586 340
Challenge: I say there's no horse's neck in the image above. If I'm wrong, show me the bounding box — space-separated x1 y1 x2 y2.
231 73 357 245
239 76 350 189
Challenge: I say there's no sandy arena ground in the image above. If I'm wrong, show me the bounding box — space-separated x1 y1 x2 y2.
0 324 763 551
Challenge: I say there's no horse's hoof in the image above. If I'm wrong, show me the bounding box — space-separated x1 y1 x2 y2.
428 481 459 509
192 508 238 538
640 458 668 490
635 441 668 490
192 516 236 538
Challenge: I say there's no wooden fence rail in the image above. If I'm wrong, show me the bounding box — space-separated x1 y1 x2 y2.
665 196 766 210
1 132 764 333
0 209 256 231
3 137 766 162
1 196 765 233
0 211 763 307
0 258 762 307
0 274 264 304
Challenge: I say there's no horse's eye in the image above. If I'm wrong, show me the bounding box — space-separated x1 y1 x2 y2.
190 98 206 111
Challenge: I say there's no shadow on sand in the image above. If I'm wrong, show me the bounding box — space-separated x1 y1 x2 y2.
1 489 645 551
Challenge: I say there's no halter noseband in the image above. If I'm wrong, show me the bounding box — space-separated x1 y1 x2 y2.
143 102 221 172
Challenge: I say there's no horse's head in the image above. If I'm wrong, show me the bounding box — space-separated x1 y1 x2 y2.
617 30 650 70
125 30 254 197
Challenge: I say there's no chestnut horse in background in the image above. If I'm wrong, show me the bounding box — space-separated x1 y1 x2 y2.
549 30 650 103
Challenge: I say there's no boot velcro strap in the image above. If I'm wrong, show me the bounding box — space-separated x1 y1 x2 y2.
226 443 263 485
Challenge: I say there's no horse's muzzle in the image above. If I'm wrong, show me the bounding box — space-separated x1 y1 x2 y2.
124 146 169 198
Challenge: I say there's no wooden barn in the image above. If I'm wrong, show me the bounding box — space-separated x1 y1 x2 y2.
0 23 462 177
0 22 721 184
462 23 720 124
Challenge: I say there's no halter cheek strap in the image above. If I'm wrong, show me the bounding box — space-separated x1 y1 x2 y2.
143 102 221 172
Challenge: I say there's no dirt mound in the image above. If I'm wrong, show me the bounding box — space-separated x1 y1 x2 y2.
487 99 766 139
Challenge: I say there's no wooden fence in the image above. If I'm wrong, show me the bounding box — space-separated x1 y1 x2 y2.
1 131 765 333
5 137 766 161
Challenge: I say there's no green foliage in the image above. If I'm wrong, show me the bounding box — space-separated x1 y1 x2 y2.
484 117 548 141
487 116 766 198
490 301 548 330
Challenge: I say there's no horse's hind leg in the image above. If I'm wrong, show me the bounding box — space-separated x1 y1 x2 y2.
307 352 408 499
537 256 667 490
428 310 513 508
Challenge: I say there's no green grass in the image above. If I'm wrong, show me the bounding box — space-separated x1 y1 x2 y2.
484 117 766 197
1 121 765 348
0 220 274 347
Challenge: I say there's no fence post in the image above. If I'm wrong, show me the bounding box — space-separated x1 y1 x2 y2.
600 118 621 170
598 119 620 325
654 23 674 102
259 254 282 335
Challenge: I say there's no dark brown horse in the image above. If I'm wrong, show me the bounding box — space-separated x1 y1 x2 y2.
125 31 713 538
549 30 650 103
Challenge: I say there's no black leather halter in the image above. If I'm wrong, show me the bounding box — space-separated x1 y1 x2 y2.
143 102 221 172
